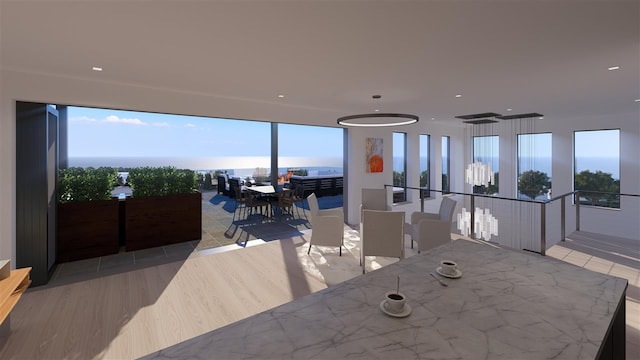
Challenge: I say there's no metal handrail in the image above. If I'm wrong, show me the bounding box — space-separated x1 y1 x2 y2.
386 185 639 257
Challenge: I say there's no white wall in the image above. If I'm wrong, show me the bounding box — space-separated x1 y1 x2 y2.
1 69 638 267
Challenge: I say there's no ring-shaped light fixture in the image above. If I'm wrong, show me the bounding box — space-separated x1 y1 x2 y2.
337 113 419 127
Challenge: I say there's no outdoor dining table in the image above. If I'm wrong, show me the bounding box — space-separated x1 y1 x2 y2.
245 185 278 217
142 238 627 359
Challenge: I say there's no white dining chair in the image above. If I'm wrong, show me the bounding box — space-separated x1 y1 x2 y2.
410 196 457 252
306 193 344 256
361 209 405 273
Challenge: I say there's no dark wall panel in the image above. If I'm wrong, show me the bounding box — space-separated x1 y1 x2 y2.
16 102 58 286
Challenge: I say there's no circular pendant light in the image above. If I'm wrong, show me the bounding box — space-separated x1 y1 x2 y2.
337 113 419 127
337 95 419 127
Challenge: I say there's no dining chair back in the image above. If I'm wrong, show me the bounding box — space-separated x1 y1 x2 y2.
361 209 405 273
410 197 458 252
306 193 344 256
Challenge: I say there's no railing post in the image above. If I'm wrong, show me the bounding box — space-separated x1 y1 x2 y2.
540 202 546 256
420 189 425 213
470 194 475 239
575 191 580 231
560 196 566 242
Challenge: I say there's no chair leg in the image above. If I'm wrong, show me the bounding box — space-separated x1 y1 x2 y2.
307 243 312 255
339 246 342 256
411 239 414 249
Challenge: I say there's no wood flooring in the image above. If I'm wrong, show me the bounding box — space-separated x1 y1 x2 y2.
0 236 326 359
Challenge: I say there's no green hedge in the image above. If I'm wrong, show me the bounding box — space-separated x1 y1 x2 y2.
58 167 118 203
128 167 197 197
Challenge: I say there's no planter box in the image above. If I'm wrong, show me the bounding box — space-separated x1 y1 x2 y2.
57 199 120 262
125 192 202 251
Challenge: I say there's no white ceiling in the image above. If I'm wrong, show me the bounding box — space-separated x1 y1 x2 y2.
1 1 639 127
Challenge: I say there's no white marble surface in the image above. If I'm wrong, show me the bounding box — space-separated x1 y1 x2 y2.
141 239 627 359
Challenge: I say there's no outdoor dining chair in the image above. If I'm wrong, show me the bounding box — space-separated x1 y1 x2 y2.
245 190 270 219
233 186 247 220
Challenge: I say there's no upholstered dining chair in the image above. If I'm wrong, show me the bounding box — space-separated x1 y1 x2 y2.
410 196 457 252
306 193 344 256
360 209 405 273
359 188 391 236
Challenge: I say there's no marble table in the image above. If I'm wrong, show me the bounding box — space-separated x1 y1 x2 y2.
142 239 627 359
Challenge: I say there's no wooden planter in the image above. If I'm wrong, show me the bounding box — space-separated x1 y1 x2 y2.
125 192 202 251
57 199 120 262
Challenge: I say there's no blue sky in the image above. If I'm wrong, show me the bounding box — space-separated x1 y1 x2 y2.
68 107 344 159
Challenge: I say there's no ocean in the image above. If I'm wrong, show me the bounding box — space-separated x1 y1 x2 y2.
69 156 343 178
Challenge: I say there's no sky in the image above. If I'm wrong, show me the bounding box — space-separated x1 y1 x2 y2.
67 106 344 159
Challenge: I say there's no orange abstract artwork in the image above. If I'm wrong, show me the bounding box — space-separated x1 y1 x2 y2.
365 138 383 173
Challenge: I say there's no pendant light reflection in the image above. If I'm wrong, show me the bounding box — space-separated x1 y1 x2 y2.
457 207 499 241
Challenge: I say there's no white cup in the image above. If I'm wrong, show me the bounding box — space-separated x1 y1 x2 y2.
440 260 458 276
384 291 406 314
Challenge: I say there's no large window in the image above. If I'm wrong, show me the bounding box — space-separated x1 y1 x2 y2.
67 107 345 195
517 133 552 200
393 132 407 202
472 135 499 195
419 134 430 195
441 136 450 193
277 123 343 184
574 129 620 208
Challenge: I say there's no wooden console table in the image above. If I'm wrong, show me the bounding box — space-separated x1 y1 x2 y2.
0 267 32 331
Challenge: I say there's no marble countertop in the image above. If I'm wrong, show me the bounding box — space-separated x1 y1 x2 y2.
142 239 627 359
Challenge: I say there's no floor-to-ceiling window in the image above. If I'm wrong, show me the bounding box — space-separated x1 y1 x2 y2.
517 133 552 200
441 136 450 193
277 123 343 184
420 134 430 197
393 132 407 202
574 129 620 208
472 135 499 195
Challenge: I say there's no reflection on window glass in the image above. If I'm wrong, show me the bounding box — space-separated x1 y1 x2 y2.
574 129 620 208
277 123 343 186
517 133 552 200
393 132 406 202
442 136 450 193
472 136 499 195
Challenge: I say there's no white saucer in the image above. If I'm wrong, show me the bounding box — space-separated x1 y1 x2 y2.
379 300 412 318
436 267 462 279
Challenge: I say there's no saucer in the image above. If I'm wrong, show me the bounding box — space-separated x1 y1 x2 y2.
436 266 462 279
379 300 412 318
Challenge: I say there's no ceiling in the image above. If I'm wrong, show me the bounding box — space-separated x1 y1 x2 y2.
1 1 639 127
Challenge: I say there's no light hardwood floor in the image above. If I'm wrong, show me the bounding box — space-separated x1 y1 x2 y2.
1 235 327 359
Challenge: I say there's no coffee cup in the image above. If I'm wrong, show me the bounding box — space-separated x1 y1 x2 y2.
384 291 406 314
440 260 458 276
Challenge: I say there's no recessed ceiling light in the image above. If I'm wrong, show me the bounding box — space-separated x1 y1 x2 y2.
277 94 284 98
431 118 435 120
635 99 640 102
507 108 513 112
92 67 103 72
539 117 544 120
374 109 380 112
608 66 620 71
455 94 462 98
